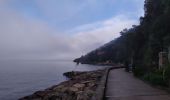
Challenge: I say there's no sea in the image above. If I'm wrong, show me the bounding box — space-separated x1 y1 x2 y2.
0 60 107 100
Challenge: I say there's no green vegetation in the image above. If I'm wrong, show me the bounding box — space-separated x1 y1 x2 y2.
75 0 170 87
142 64 170 86
143 69 167 86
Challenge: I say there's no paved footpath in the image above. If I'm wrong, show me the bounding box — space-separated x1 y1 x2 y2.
105 69 170 100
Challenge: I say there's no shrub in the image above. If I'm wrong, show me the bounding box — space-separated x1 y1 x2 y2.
142 67 169 87
163 64 170 86
143 72 167 86
133 66 146 77
133 64 170 87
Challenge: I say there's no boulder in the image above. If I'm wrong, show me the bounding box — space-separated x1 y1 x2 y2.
69 87 79 92
73 83 85 90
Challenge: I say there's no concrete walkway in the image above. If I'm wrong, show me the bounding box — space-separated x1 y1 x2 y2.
105 69 170 100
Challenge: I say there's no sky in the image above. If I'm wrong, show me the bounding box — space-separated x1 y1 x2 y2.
0 0 144 60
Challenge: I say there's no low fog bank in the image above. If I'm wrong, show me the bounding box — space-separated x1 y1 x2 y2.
0 1 138 60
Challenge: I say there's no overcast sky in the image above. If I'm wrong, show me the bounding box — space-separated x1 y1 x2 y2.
0 0 144 60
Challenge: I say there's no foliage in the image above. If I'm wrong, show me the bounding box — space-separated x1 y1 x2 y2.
163 64 170 82
141 64 170 87
133 66 146 77
143 72 167 86
75 0 170 82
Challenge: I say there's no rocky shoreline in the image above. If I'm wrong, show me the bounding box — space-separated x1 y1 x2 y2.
19 69 106 100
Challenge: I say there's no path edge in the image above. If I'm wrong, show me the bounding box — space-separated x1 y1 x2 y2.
91 66 124 100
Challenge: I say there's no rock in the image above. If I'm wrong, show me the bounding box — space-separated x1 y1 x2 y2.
34 91 48 97
76 91 89 100
87 82 95 87
19 69 105 100
73 83 85 90
69 87 79 92
85 90 95 97
60 87 68 92
81 81 91 84
53 85 64 89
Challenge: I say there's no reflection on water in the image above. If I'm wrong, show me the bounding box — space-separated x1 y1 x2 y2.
0 60 107 100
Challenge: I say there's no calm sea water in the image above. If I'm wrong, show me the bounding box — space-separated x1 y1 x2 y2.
0 60 107 100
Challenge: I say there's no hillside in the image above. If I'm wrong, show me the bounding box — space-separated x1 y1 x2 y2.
75 0 170 71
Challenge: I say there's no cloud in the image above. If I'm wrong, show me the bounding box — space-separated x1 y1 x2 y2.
69 15 138 54
0 1 140 60
0 4 67 59
33 0 144 30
